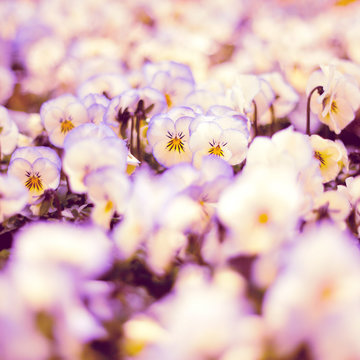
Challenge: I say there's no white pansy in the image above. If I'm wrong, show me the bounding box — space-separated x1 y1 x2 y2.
85 167 131 229
77 73 131 99
0 174 28 222
264 224 360 359
143 60 195 107
40 94 89 147
81 93 110 125
0 105 19 156
0 65 15 104
147 112 193 168
218 165 302 255
307 64 360 134
189 114 249 167
310 134 347 183
259 71 299 125
63 136 128 194
8 146 61 202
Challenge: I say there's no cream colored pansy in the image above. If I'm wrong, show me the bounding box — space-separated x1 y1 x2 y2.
217 165 302 255
132 266 264 360
184 86 228 113
0 105 19 157
114 170 203 275
63 135 128 194
9 221 112 358
258 72 299 125
84 167 131 229
0 275 51 360
40 94 89 147
77 73 131 99
338 175 360 234
7 110 43 141
147 110 193 168
307 64 360 134
64 123 139 176
103 87 166 137
0 174 28 222
22 35 66 78
143 60 195 107
228 74 275 134
123 315 167 357
0 65 15 105
310 134 347 183
246 126 314 173
8 146 61 203
162 156 234 234
343 176 360 213
189 114 249 168
263 224 360 359
245 127 324 216
305 190 351 230
112 167 177 260
81 93 110 125
228 74 262 115
63 122 117 149
12 221 113 282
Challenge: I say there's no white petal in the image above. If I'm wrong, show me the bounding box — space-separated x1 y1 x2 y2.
189 121 222 152
65 102 89 125
8 158 32 184
32 158 60 189
147 116 175 148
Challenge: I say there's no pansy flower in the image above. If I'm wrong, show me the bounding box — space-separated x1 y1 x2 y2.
142 60 195 107
8 146 61 202
103 87 166 135
189 114 249 167
40 94 89 147
81 93 110 125
0 174 28 222
258 72 299 125
147 107 196 168
217 165 302 255
0 65 15 105
310 134 348 183
84 167 131 229
307 64 360 134
63 135 128 194
77 73 131 100
0 106 19 157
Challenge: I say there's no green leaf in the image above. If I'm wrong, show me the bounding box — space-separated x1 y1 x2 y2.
39 199 51 217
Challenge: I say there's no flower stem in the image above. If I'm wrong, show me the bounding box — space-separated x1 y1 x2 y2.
136 115 142 162
252 99 258 137
270 103 275 136
306 86 324 136
130 116 135 154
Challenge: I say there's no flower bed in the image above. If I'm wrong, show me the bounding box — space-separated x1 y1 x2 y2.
0 0 360 359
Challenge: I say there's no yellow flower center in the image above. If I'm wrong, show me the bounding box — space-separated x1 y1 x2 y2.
330 101 338 114
323 97 338 115
314 151 326 168
336 0 357 6
25 171 43 192
208 140 226 157
166 131 185 153
208 145 224 157
258 212 269 224
104 200 113 213
165 93 172 108
60 119 75 134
